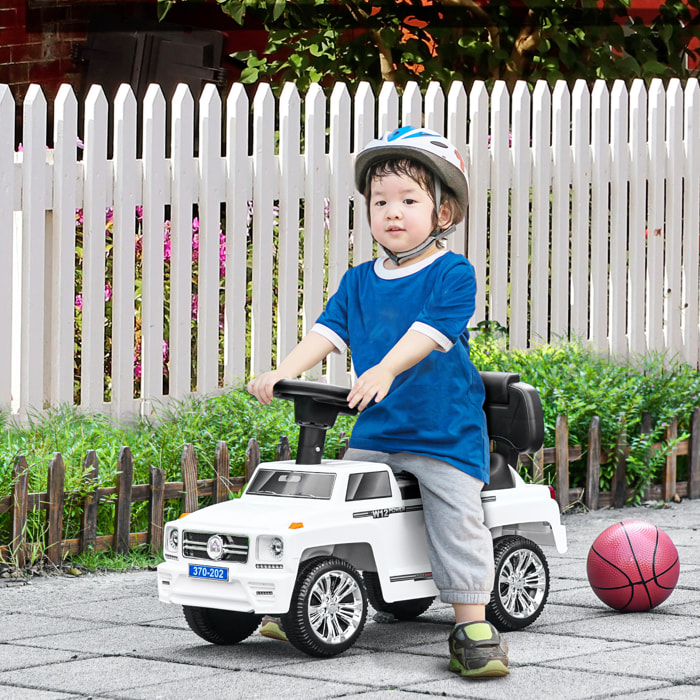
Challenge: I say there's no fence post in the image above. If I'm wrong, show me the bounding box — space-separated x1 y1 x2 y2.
640 412 653 501
555 415 569 510
215 441 230 503
46 453 65 565
532 446 544 484
149 466 165 555
664 418 678 501
81 450 99 553
612 419 628 508
11 457 29 569
690 407 700 500
276 436 291 461
113 446 133 555
245 438 261 483
181 444 199 513
585 416 601 510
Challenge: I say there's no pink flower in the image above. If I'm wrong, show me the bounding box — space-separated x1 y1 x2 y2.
76 209 84 225
136 205 143 221
104 284 112 302
75 294 83 309
219 229 226 277
191 293 198 320
163 223 172 262
192 230 199 262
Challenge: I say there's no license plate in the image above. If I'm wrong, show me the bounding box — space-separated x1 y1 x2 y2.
188 564 228 581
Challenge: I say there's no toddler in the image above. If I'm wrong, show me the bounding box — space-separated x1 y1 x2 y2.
248 126 508 679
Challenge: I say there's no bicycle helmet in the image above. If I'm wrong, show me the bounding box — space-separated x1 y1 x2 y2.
355 126 469 265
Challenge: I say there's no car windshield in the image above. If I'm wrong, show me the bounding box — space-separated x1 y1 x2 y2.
247 469 336 500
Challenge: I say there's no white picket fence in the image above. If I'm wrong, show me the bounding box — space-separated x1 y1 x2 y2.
1 78 699 420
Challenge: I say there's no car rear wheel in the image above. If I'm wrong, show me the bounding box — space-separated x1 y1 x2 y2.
486 535 550 631
363 571 435 620
183 605 262 645
283 557 367 657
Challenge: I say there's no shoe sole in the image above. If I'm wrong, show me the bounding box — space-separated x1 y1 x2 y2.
449 657 509 678
259 623 288 642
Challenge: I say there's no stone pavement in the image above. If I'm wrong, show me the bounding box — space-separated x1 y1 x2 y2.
0 500 699 700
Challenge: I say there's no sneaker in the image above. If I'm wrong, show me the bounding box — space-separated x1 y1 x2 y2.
448 621 509 678
259 615 288 642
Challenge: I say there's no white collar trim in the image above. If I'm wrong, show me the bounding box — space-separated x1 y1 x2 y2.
373 248 448 279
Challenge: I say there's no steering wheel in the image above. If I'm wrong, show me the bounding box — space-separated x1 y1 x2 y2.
272 380 358 465
273 380 358 417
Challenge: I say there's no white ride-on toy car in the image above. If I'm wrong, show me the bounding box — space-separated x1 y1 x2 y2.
157 372 567 657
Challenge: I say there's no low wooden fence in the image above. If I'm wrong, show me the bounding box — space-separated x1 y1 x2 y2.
2 409 699 568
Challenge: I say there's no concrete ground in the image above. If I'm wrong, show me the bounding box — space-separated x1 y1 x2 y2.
0 499 699 699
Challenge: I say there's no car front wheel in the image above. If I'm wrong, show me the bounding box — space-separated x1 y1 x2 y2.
183 605 262 645
283 557 367 657
486 535 550 631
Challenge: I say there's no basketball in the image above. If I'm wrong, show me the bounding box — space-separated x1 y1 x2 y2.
586 520 680 612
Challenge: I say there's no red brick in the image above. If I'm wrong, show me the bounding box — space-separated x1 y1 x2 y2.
0 26 29 45
48 38 76 61
0 7 19 30
11 41 45 63
28 60 64 84
2 62 30 86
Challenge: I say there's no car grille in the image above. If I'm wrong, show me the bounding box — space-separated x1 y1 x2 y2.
182 531 249 562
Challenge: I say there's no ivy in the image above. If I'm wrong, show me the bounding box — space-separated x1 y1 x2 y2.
160 0 700 93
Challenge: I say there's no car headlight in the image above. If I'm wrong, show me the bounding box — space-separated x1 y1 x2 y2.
165 526 179 555
257 535 284 562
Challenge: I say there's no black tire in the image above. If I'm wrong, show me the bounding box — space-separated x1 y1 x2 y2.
363 571 435 620
283 557 367 657
486 535 550 632
183 605 262 645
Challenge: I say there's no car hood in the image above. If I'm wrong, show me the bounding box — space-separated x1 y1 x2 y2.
174 495 327 532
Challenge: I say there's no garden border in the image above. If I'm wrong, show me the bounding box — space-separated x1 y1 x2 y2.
2 409 699 567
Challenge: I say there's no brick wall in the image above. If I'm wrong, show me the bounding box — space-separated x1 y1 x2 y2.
0 1 154 141
0 1 263 142
1 0 88 105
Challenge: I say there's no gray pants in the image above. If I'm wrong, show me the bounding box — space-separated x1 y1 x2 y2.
343 448 494 606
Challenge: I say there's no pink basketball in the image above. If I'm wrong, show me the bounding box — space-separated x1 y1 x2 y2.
586 520 680 612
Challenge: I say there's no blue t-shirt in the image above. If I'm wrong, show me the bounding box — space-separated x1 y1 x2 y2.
314 250 490 483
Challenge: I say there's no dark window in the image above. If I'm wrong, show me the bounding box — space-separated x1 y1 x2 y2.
346 471 392 501
247 469 335 500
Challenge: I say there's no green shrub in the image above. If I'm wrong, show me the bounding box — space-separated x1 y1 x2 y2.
2 336 699 551
0 386 355 548
470 327 700 495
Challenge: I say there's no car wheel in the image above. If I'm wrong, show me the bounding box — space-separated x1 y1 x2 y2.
363 571 435 620
183 605 262 645
486 535 550 631
283 557 367 657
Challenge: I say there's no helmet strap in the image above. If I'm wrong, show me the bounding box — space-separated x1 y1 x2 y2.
381 223 456 266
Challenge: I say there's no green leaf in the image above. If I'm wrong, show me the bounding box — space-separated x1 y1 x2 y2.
220 0 246 25
157 0 174 22
272 0 286 22
239 66 261 83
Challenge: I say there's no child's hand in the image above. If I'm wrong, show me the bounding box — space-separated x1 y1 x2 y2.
247 370 289 405
347 365 395 411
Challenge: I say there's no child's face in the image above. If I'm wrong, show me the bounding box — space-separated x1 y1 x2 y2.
368 172 451 261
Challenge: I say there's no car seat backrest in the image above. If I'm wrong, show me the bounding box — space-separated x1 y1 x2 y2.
480 371 544 466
